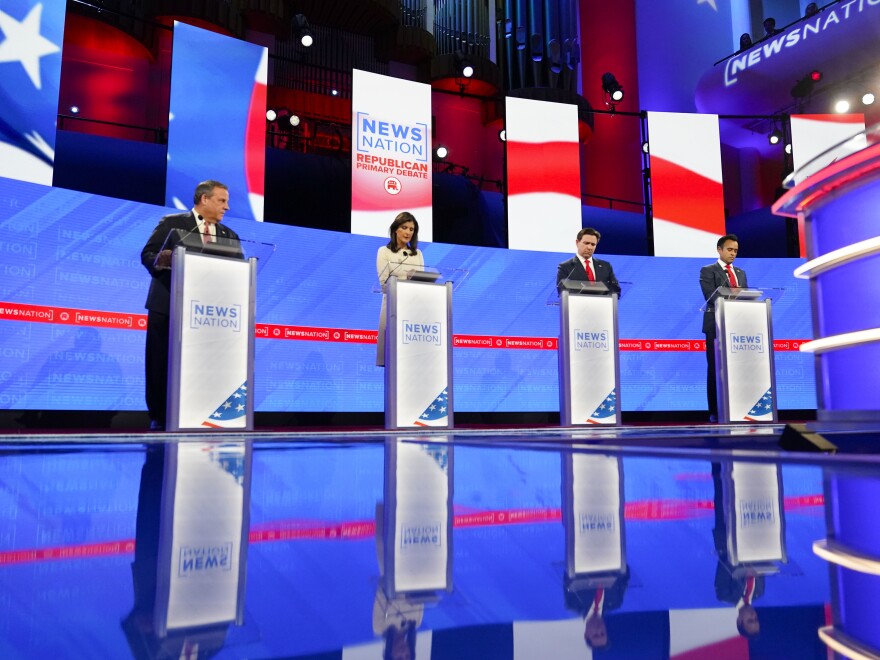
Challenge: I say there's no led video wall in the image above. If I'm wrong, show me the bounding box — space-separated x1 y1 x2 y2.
0 176 815 413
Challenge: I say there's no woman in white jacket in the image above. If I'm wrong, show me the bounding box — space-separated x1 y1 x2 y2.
376 211 424 366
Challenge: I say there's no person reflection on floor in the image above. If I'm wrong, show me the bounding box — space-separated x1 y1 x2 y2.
712 463 765 639
372 503 424 660
564 569 630 651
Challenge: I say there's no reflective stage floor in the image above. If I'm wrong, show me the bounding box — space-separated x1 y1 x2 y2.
2 423 878 659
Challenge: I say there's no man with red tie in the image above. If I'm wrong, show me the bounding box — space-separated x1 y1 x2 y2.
556 227 620 294
140 180 242 430
700 234 748 422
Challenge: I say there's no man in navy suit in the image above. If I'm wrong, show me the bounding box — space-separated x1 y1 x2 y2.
556 227 620 294
140 180 241 430
700 234 748 422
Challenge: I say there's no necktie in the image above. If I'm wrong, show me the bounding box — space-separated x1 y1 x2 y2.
202 223 213 244
592 588 604 614
743 576 755 605
585 260 595 282
726 264 738 287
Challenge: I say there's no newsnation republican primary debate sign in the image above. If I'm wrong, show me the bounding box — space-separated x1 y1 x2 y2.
350 69 433 240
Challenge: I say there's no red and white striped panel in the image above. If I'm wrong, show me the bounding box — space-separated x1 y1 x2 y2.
789 113 866 257
790 114 866 186
648 112 725 257
245 49 268 221
670 608 746 659
506 96 582 252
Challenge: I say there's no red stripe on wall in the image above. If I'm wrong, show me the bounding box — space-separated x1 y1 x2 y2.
651 156 725 233
507 140 581 197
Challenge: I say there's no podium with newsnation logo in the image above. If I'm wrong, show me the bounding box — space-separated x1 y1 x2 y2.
557 279 625 426
706 287 784 423
163 230 275 431
384 267 465 429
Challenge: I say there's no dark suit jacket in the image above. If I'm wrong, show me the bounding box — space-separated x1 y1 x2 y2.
714 566 765 605
140 211 241 314
557 256 620 293
563 569 629 616
699 262 748 334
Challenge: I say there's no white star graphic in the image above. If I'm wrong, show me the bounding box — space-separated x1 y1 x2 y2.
0 4 60 90
697 0 718 10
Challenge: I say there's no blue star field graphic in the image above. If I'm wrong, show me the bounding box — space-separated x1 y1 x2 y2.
745 388 774 421
588 389 617 423
0 1 65 184
202 382 248 428
208 442 247 484
418 443 449 473
414 388 448 426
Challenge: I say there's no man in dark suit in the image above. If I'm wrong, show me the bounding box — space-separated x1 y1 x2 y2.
140 180 241 430
711 462 764 638
699 234 747 422
556 227 620 294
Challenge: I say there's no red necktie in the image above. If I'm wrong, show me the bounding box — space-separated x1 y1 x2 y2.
585 260 595 282
593 588 604 611
726 264 738 287
744 576 755 605
202 223 214 244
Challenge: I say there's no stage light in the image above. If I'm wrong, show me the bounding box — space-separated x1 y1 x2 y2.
862 92 875 106
834 99 850 113
498 129 506 142
601 72 624 105
455 51 474 78
791 72 819 99
266 109 277 122
641 141 649 154
785 143 792 155
435 145 448 159
289 114 300 127
293 14 313 48
769 129 782 145
69 105 79 114
331 89 339 96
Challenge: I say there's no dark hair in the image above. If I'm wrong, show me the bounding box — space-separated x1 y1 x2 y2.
577 227 601 242
386 211 419 254
717 234 738 248
193 180 228 206
736 618 761 639
383 620 417 660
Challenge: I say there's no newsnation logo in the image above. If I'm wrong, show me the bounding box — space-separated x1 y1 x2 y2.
578 512 616 533
190 301 241 331
178 543 233 576
400 522 442 550
574 329 609 351
724 0 879 87
729 333 764 353
402 320 442 346
739 498 775 527
356 113 429 161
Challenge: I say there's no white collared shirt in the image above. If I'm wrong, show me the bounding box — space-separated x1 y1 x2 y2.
194 208 214 240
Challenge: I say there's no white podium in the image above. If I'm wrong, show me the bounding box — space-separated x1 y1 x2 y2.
164 232 274 431
708 287 783 423
384 272 456 430
557 280 623 426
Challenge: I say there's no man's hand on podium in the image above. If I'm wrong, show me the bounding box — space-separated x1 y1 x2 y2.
156 249 172 269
